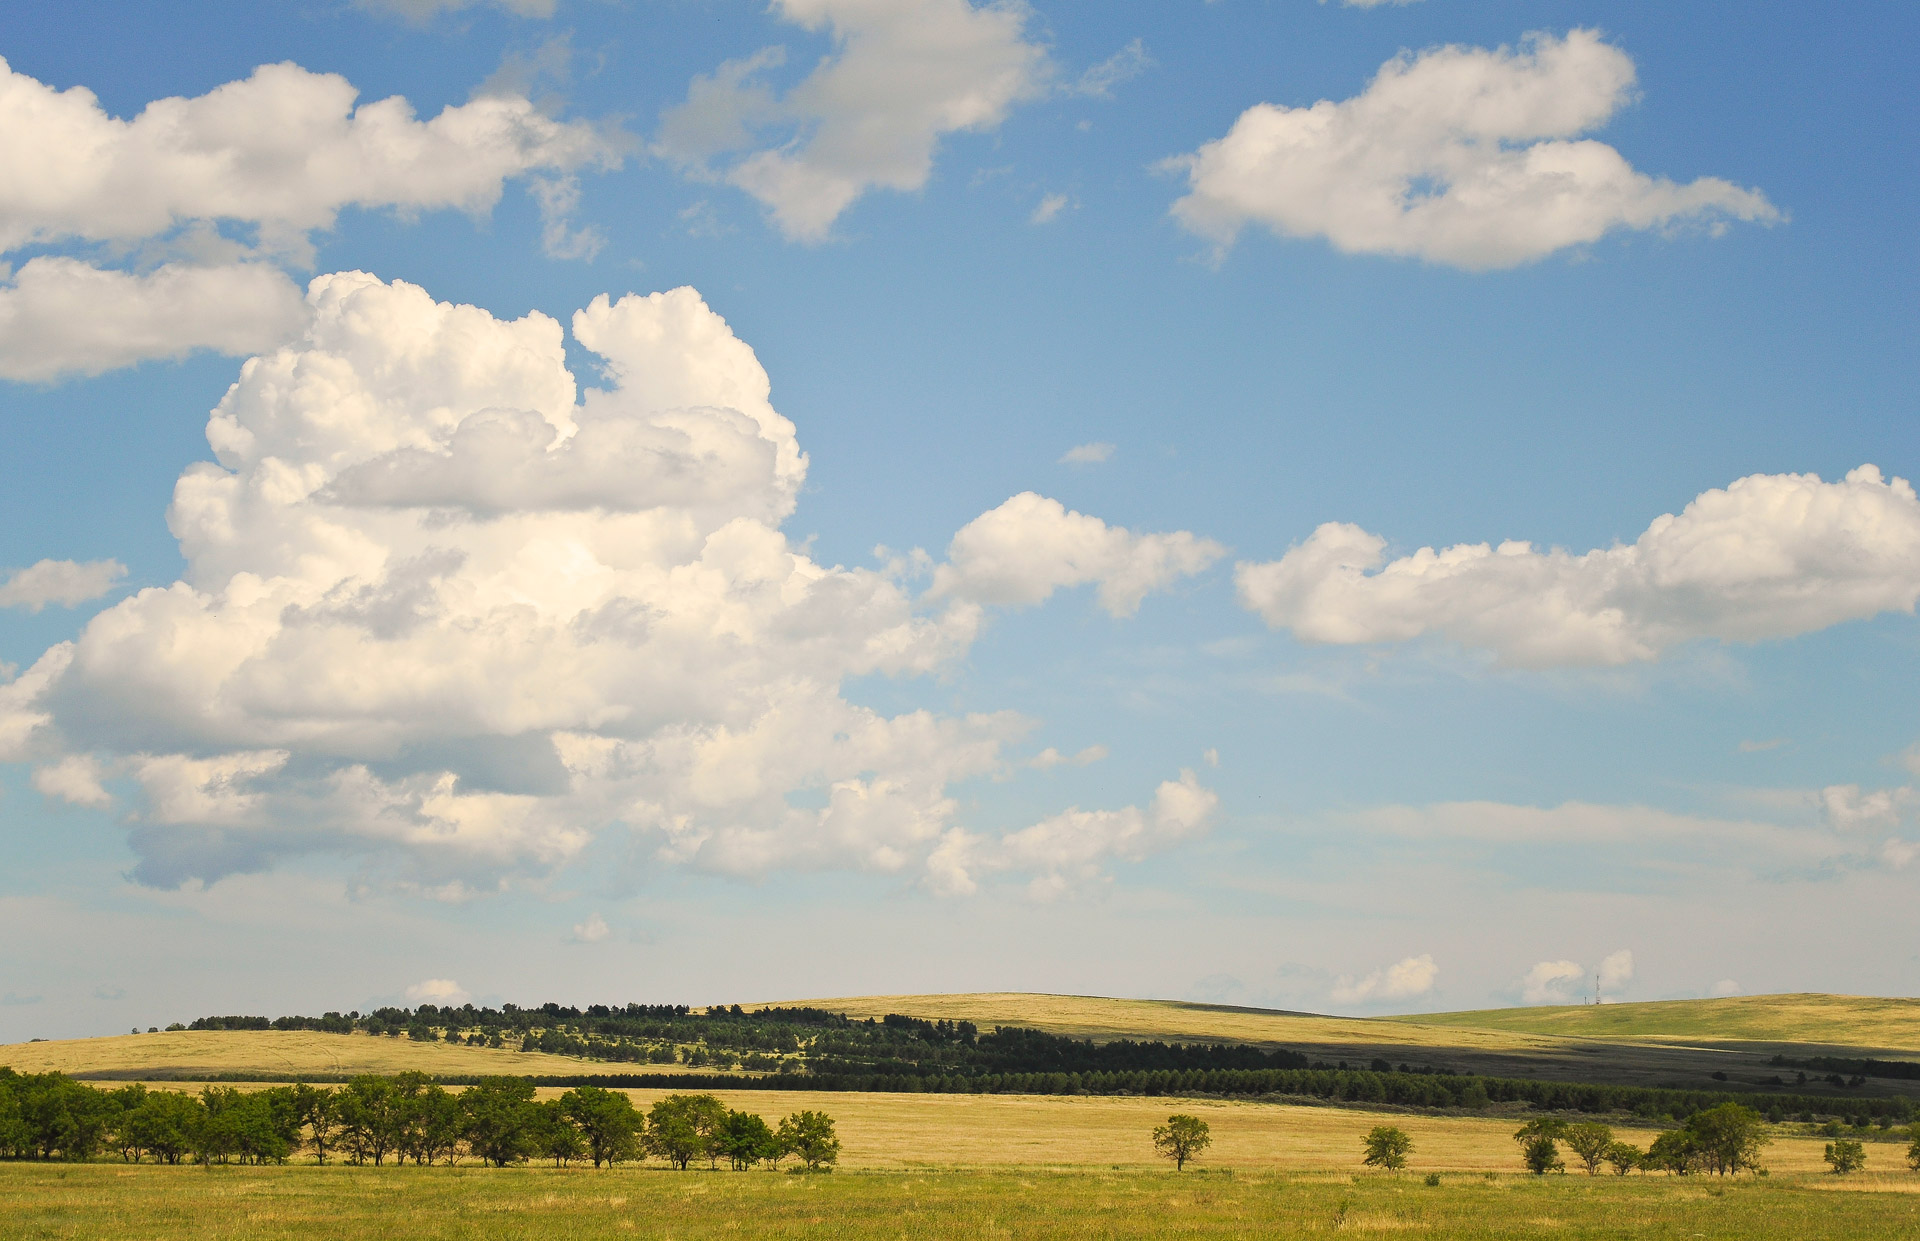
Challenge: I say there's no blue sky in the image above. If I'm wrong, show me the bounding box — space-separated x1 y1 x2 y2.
1 0 1916 1039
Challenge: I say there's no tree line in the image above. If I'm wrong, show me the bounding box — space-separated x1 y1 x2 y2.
0 1068 837 1170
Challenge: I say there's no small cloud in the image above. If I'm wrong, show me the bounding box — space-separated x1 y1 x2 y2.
1202 748 1220 769
0 559 126 612
1597 949 1632 996
679 199 732 239
1 992 42 1006
1903 743 1920 777
1058 441 1114 465
1883 838 1920 869
1738 738 1789 753
1030 744 1108 770
404 978 469 1006
1709 978 1742 998
92 985 126 1001
570 913 611 943
1030 192 1074 225
1521 959 1585 1004
1332 953 1437 1005
1072 38 1152 98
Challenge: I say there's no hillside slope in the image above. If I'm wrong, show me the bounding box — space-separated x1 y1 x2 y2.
1394 994 1920 1052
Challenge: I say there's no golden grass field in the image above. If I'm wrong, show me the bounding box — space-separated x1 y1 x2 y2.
1400 993 1920 1051
573 1087 1891 1177
0 1029 703 1080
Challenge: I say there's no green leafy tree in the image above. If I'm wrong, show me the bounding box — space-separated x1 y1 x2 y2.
559 1087 642 1168
17 1072 115 1160
461 1077 540 1168
292 1085 337 1165
1603 1141 1642 1175
0 1071 27 1159
530 1100 586 1167
1680 1104 1769 1176
1562 1122 1613 1175
1825 1139 1867 1174
1361 1125 1412 1172
107 1084 150 1162
777 1110 841 1171
406 1084 464 1166
1644 1129 1701 1175
715 1110 779 1171
1152 1114 1212 1171
335 1076 402 1166
1523 1135 1565 1175
120 1090 201 1165
1907 1122 1920 1172
645 1094 727 1170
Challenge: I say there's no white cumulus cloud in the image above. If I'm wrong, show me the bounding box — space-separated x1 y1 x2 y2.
0 271 1193 897
0 56 615 380
932 492 1223 617
1237 466 1920 668
0 57 614 255
1521 959 1585 1005
1167 29 1778 269
0 559 125 611
1331 953 1437 1006
656 0 1052 241
31 754 113 809
1597 948 1633 996
0 259 308 381
1058 441 1113 464
927 769 1219 898
570 913 611 943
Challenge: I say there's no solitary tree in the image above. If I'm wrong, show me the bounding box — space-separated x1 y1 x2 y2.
1680 1104 1769 1176
1152 1114 1212 1171
560 1087 642 1168
777 1110 840 1171
1523 1135 1565 1175
460 1077 539 1168
645 1095 726 1170
1361 1125 1412 1172
1562 1122 1614 1175
1603 1141 1642 1176
715 1110 779 1171
1825 1139 1867 1175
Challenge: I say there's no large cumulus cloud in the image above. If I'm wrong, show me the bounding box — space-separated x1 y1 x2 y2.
1167 29 1777 269
1237 466 1920 667
1 272 1213 894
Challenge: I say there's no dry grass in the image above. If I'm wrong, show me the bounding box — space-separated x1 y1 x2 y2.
576 1087 1878 1177
8 1159 1920 1241
0 1029 702 1080
1397 994 1920 1052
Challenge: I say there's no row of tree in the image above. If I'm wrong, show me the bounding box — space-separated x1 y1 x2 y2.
1178 1104 1920 1178
0 1069 837 1170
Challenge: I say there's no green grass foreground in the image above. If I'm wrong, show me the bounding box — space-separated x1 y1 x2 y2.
4 1164 1917 1239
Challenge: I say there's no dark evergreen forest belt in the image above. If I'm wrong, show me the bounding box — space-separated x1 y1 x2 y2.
75 1066 1914 1123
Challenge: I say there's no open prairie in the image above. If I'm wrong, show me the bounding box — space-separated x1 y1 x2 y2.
6 1162 1919 1241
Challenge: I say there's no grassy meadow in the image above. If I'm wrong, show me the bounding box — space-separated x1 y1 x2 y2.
6 1160 1920 1241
